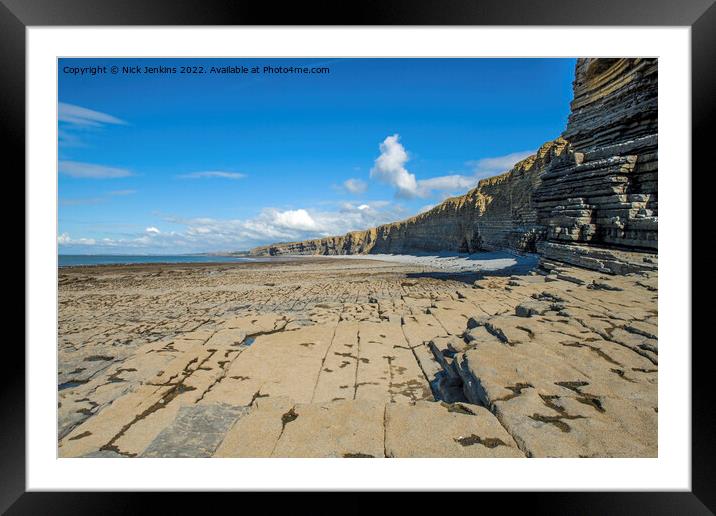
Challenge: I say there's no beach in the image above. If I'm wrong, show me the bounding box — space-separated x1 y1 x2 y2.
58 255 658 458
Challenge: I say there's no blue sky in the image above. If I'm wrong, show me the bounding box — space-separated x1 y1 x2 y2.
58 58 576 254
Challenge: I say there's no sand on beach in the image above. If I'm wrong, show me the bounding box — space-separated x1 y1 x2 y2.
320 250 538 273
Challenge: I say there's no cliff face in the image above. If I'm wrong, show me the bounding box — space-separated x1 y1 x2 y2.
535 58 658 273
249 58 658 274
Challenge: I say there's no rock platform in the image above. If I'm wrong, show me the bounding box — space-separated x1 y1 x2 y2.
58 257 657 458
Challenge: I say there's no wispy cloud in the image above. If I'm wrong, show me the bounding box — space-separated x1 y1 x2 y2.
178 171 247 180
58 102 127 150
416 175 477 194
467 150 534 179
342 178 368 194
108 189 136 196
59 160 133 179
58 102 127 127
58 129 85 148
60 197 105 207
60 189 135 207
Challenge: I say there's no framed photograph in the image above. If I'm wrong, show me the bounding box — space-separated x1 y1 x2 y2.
6 0 711 512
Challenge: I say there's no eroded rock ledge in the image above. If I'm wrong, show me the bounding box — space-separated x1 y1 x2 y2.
249 58 658 275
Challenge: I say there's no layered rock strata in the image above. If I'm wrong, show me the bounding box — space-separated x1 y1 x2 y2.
249 58 658 275
534 58 658 272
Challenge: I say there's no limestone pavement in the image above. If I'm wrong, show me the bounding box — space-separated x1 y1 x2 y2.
58 257 657 458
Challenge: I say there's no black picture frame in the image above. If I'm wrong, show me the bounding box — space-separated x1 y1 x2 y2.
4 0 711 512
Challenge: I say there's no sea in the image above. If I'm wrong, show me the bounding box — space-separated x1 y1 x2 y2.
58 254 255 267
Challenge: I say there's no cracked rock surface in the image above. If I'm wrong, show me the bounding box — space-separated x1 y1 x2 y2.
58 257 656 458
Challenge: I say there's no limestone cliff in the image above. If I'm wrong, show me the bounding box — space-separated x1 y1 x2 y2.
535 58 658 272
249 58 658 274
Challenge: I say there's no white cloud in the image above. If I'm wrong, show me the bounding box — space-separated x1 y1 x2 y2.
59 160 133 179
368 134 535 199
267 209 317 231
343 178 368 194
57 233 96 246
58 102 127 127
178 171 247 180
57 201 407 254
416 174 477 195
468 150 534 178
370 134 419 198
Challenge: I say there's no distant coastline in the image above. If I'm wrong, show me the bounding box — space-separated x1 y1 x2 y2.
58 254 255 267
